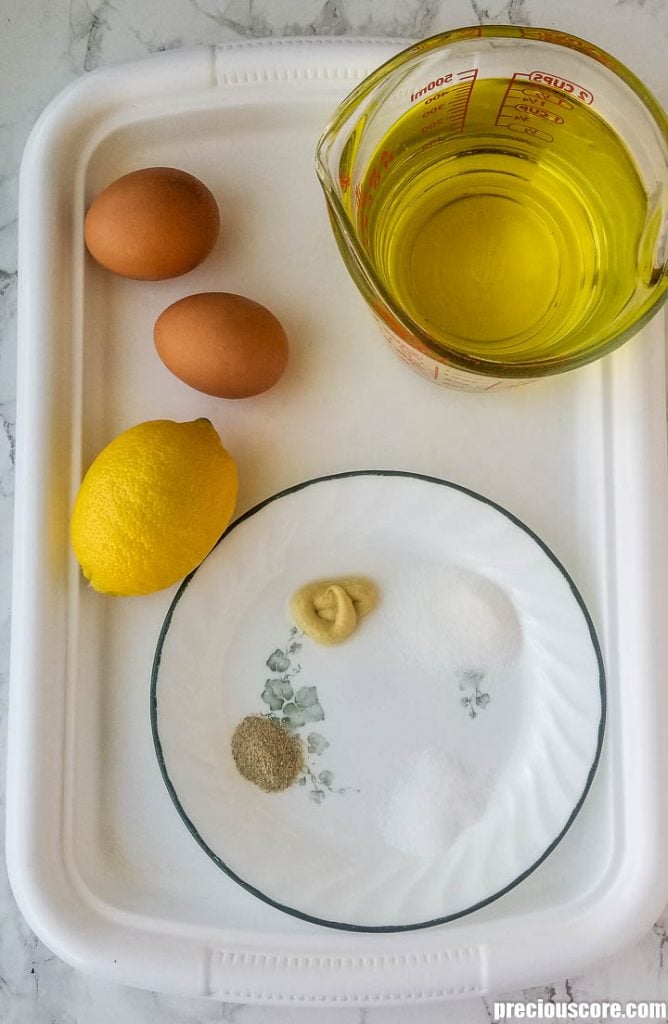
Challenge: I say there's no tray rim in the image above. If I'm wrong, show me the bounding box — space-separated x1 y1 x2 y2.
7 38 668 1004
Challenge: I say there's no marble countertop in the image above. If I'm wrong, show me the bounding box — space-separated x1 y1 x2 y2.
2 1 667 1021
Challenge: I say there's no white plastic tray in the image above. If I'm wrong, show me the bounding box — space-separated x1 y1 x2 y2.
8 39 668 1006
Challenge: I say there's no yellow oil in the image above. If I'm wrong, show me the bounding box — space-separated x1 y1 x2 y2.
357 77 648 363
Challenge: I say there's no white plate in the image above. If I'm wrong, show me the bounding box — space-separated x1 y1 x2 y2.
152 470 605 931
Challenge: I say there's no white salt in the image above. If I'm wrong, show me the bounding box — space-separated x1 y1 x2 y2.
379 747 493 860
385 564 521 686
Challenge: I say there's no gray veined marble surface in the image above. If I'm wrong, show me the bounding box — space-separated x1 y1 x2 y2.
1 0 668 1021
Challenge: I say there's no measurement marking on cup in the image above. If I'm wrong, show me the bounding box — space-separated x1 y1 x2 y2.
410 67 478 102
508 123 553 141
494 71 582 140
411 68 479 134
458 72 478 132
515 104 564 124
519 85 573 110
354 148 396 246
495 70 595 138
414 69 479 138
529 71 594 104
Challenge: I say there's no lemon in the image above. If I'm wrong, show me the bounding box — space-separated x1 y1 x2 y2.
71 418 238 596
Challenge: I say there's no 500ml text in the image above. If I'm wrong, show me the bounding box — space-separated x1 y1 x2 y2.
411 74 454 102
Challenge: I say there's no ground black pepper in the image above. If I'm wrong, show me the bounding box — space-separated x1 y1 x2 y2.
231 715 304 792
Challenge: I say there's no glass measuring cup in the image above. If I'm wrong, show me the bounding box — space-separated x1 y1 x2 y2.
316 27 668 389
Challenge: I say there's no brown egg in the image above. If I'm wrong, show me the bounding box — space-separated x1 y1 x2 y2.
84 167 220 280
154 292 289 398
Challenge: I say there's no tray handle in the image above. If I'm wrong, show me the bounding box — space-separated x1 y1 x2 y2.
205 943 485 1005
